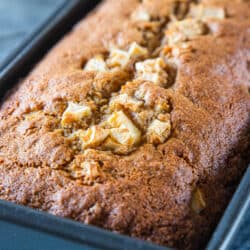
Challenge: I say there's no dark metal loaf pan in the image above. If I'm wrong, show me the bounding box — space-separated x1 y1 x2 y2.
0 1 249 249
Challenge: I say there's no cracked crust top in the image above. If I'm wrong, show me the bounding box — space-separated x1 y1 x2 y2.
0 0 250 249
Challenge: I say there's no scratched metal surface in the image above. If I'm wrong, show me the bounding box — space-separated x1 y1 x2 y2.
0 1 249 249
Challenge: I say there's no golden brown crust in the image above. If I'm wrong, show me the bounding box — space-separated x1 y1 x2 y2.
0 0 250 249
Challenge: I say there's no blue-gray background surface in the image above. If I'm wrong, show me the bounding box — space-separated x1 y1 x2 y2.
0 0 249 249
0 0 63 66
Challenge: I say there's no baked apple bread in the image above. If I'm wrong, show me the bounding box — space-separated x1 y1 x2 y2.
0 0 249 249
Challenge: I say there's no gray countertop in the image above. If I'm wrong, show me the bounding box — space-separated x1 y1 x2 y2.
0 1 249 249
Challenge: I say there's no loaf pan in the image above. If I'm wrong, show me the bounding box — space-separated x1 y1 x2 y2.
0 1 249 249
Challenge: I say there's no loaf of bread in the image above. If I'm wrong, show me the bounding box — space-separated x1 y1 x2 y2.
0 0 249 249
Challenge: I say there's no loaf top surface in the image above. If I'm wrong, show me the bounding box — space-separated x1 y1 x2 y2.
0 0 249 249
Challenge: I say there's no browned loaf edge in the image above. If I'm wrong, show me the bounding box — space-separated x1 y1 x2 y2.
0 0 249 249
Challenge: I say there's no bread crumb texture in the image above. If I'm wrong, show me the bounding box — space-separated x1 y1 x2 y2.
0 0 250 249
